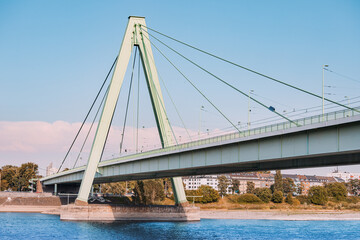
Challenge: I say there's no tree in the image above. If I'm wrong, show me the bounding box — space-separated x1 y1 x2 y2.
18 163 38 191
254 187 272 203
325 182 347 201
0 163 39 191
285 194 294 204
132 179 165 205
308 186 328 205
272 190 283 203
1 165 18 190
230 179 240 194
163 178 173 197
296 183 303 195
346 179 360 196
100 182 126 195
217 175 229 197
274 170 283 192
282 178 296 196
246 181 255 194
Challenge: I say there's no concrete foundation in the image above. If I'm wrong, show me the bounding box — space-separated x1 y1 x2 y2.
60 204 200 222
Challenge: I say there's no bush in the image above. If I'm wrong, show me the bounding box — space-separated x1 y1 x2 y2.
292 198 300 206
296 195 310 204
272 191 283 203
285 194 294 204
186 185 220 204
308 186 328 205
254 188 272 203
325 182 347 201
236 194 262 203
346 196 360 204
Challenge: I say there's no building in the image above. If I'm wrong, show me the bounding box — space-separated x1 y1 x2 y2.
183 172 343 195
182 175 232 194
46 163 58 176
328 170 360 182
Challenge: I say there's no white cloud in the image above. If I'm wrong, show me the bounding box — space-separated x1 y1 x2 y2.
0 121 199 175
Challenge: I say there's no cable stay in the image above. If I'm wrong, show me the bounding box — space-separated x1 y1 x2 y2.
141 37 192 142
120 47 138 154
140 32 242 133
140 25 359 114
73 85 110 168
140 29 299 127
324 68 360 84
58 56 118 172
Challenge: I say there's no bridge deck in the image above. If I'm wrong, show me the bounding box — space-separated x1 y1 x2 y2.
41 108 360 185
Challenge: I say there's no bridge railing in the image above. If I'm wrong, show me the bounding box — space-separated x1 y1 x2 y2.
101 107 359 166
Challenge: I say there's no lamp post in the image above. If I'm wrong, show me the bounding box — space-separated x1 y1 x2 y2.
248 90 254 130
322 65 329 117
198 105 205 139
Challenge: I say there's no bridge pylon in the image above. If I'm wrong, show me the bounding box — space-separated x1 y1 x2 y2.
75 16 188 206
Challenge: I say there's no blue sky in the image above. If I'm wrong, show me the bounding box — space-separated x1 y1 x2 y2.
0 0 359 175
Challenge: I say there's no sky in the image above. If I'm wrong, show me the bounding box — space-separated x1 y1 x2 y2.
0 0 360 176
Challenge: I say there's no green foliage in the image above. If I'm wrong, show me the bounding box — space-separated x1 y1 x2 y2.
246 181 255 194
230 179 240 194
254 187 272 203
296 195 310 204
345 196 360 204
186 185 220 203
132 179 165 205
346 179 360 196
100 182 126 195
234 193 262 203
274 170 283 192
217 175 230 197
272 190 283 203
0 163 39 191
308 186 328 205
285 194 294 204
325 182 347 201
282 178 296 196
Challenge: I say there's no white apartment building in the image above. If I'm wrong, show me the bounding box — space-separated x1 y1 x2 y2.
182 175 232 194
46 163 58 176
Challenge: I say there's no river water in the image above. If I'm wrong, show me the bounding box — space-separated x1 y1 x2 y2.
1 213 359 239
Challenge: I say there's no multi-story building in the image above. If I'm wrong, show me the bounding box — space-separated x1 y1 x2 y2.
182 175 232 194
328 171 360 182
46 162 58 176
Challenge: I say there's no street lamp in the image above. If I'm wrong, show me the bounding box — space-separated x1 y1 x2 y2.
322 65 329 117
248 90 254 129
198 105 205 138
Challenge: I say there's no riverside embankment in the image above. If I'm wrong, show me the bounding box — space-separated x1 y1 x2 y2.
1 192 359 220
0 192 61 214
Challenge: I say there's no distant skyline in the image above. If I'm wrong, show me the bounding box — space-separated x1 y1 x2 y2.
0 1 359 176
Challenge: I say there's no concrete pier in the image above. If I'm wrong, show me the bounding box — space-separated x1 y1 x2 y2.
60 204 200 222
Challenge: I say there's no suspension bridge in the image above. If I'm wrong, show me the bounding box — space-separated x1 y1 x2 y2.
40 17 360 215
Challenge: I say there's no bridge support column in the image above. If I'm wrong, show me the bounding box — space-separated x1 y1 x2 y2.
171 177 188 205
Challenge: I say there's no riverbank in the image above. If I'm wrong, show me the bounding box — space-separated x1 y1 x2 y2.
0 205 60 214
200 209 360 220
1 204 359 221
